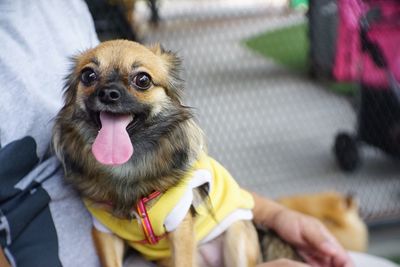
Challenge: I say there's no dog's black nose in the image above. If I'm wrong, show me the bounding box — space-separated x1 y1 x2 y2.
98 88 121 104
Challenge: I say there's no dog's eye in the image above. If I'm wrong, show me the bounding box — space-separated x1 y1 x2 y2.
80 68 98 86
132 72 152 90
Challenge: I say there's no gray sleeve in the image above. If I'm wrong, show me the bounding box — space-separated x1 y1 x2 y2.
0 0 102 266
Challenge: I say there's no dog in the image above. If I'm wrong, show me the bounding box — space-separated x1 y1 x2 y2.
277 191 368 252
52 39 261 267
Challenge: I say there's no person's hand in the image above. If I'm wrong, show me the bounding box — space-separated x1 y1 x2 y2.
257 258 311 266
268 208 353 267
251 193 354 267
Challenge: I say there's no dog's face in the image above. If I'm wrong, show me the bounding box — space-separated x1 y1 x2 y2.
53 40 203 215
62 40 187 165
69 40 182 120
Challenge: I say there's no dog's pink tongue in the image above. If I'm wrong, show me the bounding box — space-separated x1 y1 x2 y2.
92 112 133 165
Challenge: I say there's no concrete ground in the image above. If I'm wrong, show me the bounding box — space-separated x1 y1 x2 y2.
138 0 400 259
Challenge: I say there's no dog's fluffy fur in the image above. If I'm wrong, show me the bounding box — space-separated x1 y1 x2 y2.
52 40 261 267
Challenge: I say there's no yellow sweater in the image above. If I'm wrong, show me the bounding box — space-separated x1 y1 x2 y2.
84 154 254 260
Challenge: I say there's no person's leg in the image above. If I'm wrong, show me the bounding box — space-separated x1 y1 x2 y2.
43 172 100 267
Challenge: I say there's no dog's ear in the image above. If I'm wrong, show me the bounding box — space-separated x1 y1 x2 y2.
344 193 358 211
62 56 81 107
148 43 184 103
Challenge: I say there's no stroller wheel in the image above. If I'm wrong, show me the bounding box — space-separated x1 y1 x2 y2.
334 132 360 172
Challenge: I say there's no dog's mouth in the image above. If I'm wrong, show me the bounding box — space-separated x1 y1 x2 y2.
91 111 135 166
90 110 139 131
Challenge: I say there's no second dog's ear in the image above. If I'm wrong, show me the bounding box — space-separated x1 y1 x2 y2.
148 43 165 55
148 43 183 102
344 193 358 211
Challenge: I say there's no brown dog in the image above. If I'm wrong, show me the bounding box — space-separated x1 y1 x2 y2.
52 40 261 267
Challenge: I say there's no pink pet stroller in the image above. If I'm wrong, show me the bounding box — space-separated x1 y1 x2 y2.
333 0 400 171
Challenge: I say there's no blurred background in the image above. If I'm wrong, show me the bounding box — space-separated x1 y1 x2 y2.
85 0 400 263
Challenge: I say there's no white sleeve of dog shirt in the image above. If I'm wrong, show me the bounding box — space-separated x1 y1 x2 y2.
163 169 253 245
92 216 113 234
164 169 213 232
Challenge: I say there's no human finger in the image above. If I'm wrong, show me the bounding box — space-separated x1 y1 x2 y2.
298 240 354 267
300 217 341 255
298 249 332 267
331 248 354 267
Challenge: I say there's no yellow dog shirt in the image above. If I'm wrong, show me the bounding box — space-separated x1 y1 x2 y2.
84 154 254 261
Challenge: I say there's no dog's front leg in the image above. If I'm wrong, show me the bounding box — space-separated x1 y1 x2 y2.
92 227 125 267
223 220 261 267
166 212 197 267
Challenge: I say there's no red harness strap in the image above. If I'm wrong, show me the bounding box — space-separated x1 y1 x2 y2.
96 191 165 245
135 191 166 245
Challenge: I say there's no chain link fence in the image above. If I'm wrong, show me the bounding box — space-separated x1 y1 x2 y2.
87 0 400 226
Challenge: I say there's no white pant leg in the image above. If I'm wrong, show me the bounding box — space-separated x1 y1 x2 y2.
350 252 399 267
123 250 400 267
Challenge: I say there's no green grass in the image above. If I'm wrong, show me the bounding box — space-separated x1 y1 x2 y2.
329 82 358 96
244 22 357 96
390 256 400 264
245 23 309 74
